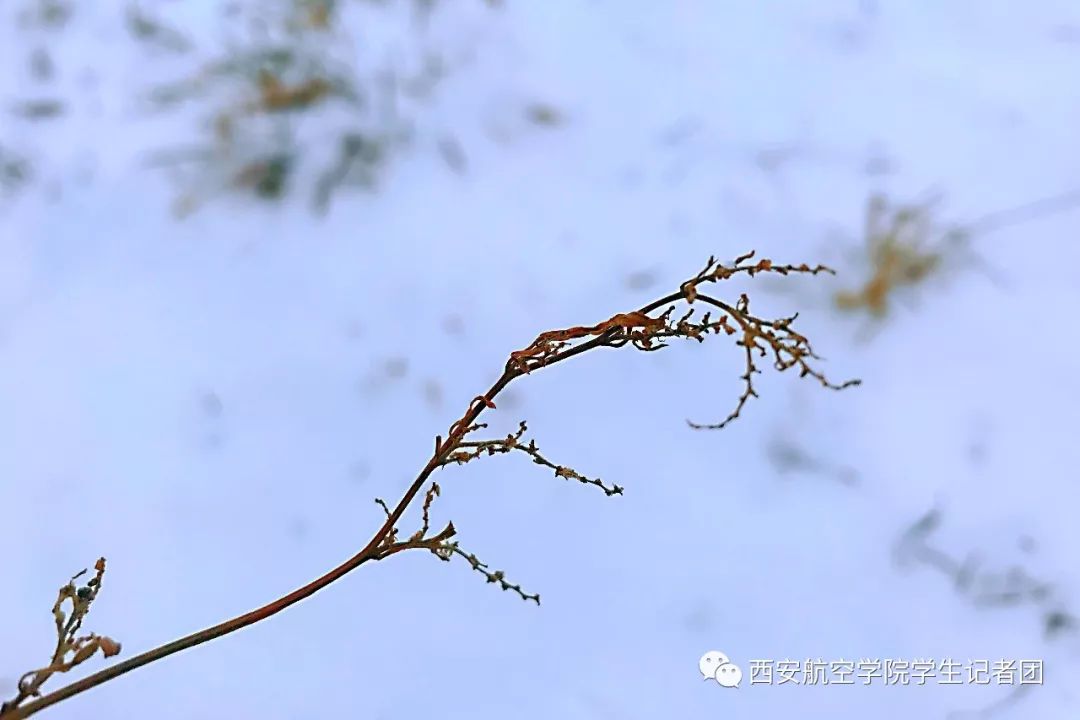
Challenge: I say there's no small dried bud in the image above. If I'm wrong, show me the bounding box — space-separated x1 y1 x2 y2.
98 636 122 657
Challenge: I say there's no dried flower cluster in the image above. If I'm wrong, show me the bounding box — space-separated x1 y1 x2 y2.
1 252 856 719
2 560 120 718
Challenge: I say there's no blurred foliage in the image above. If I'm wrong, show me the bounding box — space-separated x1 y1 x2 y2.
0 0 572 217
0 146 32 198
136 0 496 216
9 99 65 119
896 508 1077 643
17 0 72 29
125 4 192 53
834 188 1080 326
0 0 491 212
834 192 966 319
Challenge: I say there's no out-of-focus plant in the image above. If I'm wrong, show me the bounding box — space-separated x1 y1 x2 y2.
16 0 72 29
834 192 956 318
895 508 1076 641
0 146 32 199
125 3 192 53
141 0 496 216
834 189 1080 320
892 508 1076 720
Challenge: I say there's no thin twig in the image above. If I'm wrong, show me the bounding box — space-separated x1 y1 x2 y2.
1 251 857 719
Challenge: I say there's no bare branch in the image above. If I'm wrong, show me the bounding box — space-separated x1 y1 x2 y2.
1 252 856 719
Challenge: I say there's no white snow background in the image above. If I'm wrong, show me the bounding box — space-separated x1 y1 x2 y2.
2 1 1079 718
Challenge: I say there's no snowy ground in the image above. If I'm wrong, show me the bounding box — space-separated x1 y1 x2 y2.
2 1 1080 718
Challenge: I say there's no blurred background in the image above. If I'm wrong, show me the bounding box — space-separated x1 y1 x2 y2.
2 1 1080 718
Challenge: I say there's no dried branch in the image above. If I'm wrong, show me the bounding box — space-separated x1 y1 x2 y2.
677 253 859 428
434 543 541 605
439 421 624 496
1 251 856 719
